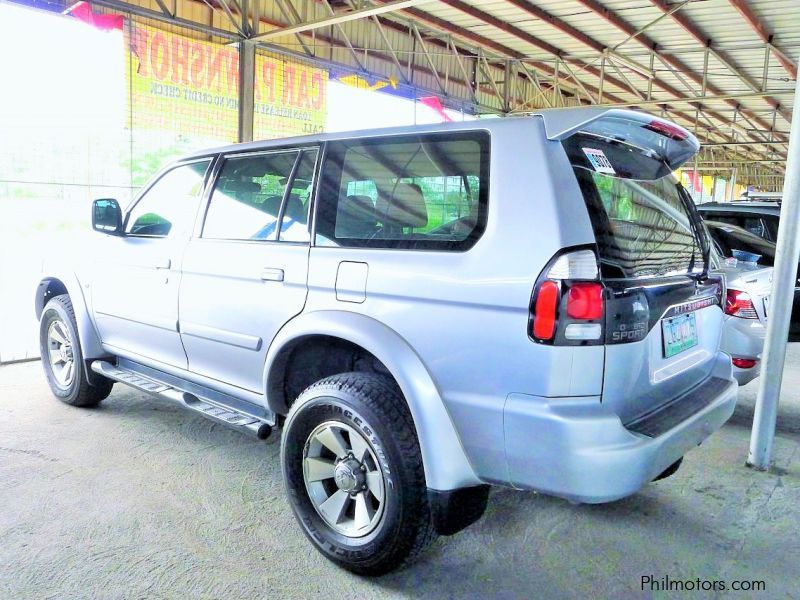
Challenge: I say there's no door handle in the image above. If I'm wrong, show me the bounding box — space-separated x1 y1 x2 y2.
260 268 285 282
154 258 172 270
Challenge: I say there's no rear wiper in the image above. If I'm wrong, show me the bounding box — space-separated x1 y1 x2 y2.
677 182 710 281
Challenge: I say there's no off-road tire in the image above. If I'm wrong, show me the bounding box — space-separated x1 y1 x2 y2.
281 372 436 575
39 294 113 407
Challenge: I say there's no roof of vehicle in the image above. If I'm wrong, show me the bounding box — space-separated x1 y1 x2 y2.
183 107 698 164
741 192 782 200
697 202 781 215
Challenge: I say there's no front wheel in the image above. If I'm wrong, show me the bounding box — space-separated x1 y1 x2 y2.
39 294 113 407
281 372 435 575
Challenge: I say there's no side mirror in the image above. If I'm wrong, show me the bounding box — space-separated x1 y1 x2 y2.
92 199 123 235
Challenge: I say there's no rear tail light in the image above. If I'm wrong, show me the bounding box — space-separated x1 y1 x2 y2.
566 283 604 320
531 249 604 345
725 289 758 319
732 357 758 369
532 280 559 340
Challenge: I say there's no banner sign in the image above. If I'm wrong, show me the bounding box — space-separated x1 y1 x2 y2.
329 69 415 100
254 52 327 139
126 24 327 141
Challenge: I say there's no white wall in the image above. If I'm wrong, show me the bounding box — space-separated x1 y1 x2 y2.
326 81 471 131
0 5 473 363
0 4 124 362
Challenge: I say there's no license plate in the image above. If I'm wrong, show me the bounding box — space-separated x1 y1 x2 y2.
662 313 699 358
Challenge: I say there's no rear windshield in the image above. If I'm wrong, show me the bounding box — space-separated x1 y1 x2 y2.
705 221 777 265
564 133 705 279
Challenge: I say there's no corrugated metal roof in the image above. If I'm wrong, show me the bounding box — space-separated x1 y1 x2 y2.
81 0 800 187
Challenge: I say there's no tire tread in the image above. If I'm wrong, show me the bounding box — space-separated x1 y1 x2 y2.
285 371 436 574
41 295 113 407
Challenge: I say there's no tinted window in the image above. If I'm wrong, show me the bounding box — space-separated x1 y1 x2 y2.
315 132 489 250
764 216 780 241
203 151 300 241
279 149 317 243
706 221 777 265
703 211 776 241
707 214 742 228
567 133 705 279
741 217 766 238
126 160 211 237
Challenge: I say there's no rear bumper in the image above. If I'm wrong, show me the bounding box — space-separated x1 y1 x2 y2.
732 362 761 386
720 315 765 385
503 353 737 503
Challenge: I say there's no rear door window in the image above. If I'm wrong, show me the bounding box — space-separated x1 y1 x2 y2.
278 149 318 243
202 148 316 242
315 132 489 251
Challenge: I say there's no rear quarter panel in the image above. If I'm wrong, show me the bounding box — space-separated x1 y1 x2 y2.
304 117 602 482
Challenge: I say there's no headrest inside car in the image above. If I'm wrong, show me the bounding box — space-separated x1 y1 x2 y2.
262 195 283 216
283 194 306 221
336 195 377 237
224 179 261 195
376 183 428 229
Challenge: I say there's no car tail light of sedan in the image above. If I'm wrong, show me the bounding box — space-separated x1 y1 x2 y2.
732 358 758 369
725 289 758 319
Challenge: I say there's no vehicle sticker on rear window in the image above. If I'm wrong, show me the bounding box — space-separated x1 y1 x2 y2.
582 148 616 175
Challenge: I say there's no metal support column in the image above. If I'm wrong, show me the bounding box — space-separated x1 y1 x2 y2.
503 60 511 113
238 40 256 144
747 68 800 470
729 167 737 202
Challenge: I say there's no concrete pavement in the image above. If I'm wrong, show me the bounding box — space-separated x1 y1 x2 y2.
1 353 799 599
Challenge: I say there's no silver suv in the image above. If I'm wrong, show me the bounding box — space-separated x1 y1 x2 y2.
35 108 737 574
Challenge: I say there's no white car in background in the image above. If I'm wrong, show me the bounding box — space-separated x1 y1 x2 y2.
712 249 771 385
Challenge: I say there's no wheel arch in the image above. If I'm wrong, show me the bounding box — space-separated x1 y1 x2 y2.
264 310 481 491
35 275 106 361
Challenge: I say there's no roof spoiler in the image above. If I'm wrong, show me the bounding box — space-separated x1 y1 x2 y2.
533 107 700 171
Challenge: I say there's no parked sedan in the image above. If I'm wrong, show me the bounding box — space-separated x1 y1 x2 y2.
697 201 780 242
711 248 770 385
705 219 800 341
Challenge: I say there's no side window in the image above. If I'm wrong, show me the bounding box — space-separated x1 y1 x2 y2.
763 216 780 241
126 160 211 237
346 180 378 200
710 231 731 257
709 214 740 228
741 217 766 239
202 150 300 241
315 132 489 251
279 149 318 243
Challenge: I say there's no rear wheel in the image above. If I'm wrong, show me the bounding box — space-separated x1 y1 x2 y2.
39 295 113 407
281 372 435 575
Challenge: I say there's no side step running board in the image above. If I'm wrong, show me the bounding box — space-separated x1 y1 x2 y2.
91 360 273 440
